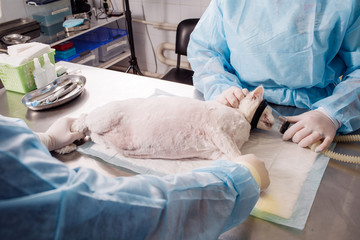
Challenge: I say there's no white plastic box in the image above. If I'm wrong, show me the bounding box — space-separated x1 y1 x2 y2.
26 0 72 27
70 48 99 67
98 35 129 62
73 27 129 62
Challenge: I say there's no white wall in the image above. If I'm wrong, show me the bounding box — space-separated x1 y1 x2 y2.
123 0 210 75
0 0 28 23
0 0 211 75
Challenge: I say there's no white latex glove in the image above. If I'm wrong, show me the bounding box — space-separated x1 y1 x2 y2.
283 110 337 152
236 154 270 192
217 86 249 108
36 117 85 151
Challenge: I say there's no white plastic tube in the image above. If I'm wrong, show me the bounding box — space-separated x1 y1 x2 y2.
310 135 360 164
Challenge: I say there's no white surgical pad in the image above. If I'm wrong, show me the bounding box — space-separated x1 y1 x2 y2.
78 127 331 229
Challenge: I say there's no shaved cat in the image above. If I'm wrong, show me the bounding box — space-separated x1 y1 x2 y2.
72 86 274 161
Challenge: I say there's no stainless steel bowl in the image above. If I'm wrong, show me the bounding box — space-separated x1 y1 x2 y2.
1 33 31 45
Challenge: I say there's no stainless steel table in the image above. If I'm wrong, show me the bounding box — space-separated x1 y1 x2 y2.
1 62 359 240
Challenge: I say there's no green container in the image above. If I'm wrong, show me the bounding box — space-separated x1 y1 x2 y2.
0 49 55 94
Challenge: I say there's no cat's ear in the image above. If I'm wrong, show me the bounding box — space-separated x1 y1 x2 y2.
251 86 264 101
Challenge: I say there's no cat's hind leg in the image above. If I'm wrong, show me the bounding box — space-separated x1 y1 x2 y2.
210 133 243 161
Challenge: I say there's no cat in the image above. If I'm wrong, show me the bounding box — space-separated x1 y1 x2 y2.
71 86 274 161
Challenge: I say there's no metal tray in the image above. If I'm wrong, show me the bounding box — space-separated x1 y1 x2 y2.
21 75 86 111
64 20 90 33
0 18 39 38
64 13 90 34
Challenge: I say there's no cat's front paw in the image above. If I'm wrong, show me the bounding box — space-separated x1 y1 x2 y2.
71 114 88 133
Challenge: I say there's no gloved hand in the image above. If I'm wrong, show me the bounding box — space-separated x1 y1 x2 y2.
36 117 85 151
217 86 249 108
283 110 338 152
236 154 270 192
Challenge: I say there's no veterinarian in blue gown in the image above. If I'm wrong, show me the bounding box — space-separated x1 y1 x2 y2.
188 0 360 152
0 115 267 240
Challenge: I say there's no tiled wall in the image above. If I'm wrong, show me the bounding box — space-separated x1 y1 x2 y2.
0 0 211 75
125 0 210 75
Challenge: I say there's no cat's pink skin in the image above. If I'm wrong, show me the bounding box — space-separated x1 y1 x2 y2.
73 87 265 161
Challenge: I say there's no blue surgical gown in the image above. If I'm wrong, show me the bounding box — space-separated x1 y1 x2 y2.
0 115 259 240
188 0 360 133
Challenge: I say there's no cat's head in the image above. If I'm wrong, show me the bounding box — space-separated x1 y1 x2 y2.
257 106 275 130
238 86 275 130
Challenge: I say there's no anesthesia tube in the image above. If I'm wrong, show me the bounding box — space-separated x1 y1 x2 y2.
253 100 360 164
310 135 360 164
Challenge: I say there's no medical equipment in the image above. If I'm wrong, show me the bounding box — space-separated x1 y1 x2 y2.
253 100 360 164
21 75 86 110
63 13 90 36
251 100 291 133
311 135 360 164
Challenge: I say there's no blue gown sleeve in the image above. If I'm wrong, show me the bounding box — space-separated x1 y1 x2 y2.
188 0 242 101
0 115 259 240
188 0 360 133
312 3 360 133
